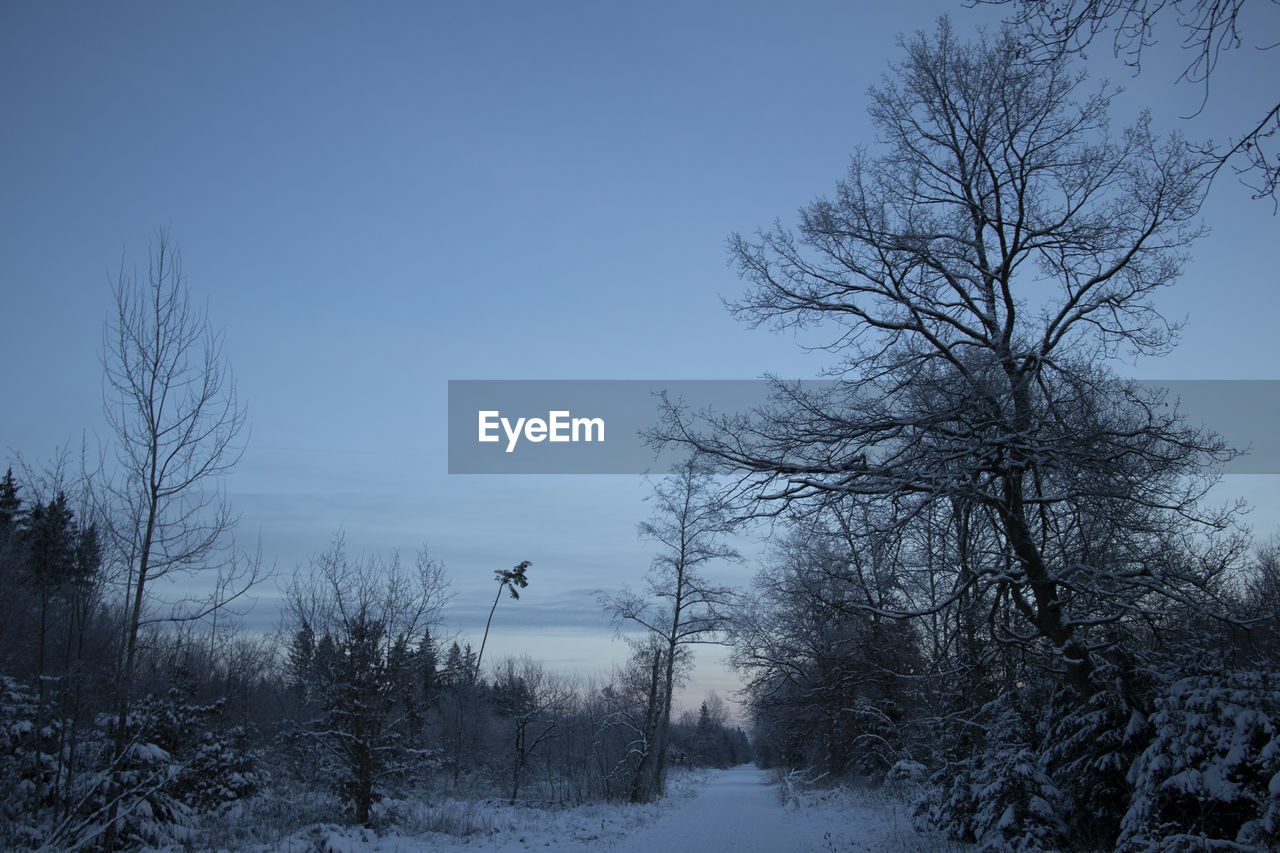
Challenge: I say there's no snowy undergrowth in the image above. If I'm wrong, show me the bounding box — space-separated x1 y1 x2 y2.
185 768 710 853
774 771 975 852
178 780 347 851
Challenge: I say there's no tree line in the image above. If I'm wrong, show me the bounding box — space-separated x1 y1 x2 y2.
0 457 751 850
0 230 750 850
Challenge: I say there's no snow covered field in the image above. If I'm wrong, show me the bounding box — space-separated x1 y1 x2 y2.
266 768 968 853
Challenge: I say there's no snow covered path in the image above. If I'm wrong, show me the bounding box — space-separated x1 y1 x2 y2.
604 766 919 853
608 766 801 852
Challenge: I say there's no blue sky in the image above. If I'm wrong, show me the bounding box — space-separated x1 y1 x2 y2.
2 1 1277 709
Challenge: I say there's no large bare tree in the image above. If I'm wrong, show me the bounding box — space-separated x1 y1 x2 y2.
659 21 1236 698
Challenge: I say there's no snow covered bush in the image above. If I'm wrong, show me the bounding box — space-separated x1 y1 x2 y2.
175 722 262 811
918 691 1069 852
44 686 263 851
971 742 1069 853
916 758 979 844
52 704 195 852
1042 673 1151 850
885 758 927 794
1118 670 1280 852
0 674 60 849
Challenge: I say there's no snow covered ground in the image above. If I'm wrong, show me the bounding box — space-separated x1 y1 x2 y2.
263 768 969 853
606 766 963 853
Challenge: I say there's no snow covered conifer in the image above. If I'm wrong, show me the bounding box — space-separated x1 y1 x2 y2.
1119 669 1280 851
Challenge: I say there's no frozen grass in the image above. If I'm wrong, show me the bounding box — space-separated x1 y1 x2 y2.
180 768 706 852
182 780 346 851
395 798 493 837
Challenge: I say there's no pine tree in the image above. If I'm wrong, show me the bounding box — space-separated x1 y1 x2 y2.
286 621 315 700
0 468 20 530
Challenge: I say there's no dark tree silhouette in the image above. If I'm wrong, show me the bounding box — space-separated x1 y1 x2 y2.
658 21 1233 698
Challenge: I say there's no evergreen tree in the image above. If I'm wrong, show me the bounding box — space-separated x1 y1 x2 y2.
284 537 448 825
0 468 20 530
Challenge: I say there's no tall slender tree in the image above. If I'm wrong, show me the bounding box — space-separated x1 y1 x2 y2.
604 455 739 799
99 231 253 848
475 560 531 682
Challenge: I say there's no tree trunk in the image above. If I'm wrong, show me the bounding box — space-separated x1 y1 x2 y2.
629 647 663 803
356 742 373 825
103 500 156 853
1000 472 1093 698
510 723 526 804
653 635 677 797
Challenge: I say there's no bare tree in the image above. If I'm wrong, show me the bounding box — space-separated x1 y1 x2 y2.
658 21 1235 698
611 635 671 802
730 506 924 777
491 656 571 803
973 0 1280 204
602 455 739 799
99 231 254 847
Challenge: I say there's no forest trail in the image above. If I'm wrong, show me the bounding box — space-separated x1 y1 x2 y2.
606 766 910 853
289 766 944 852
